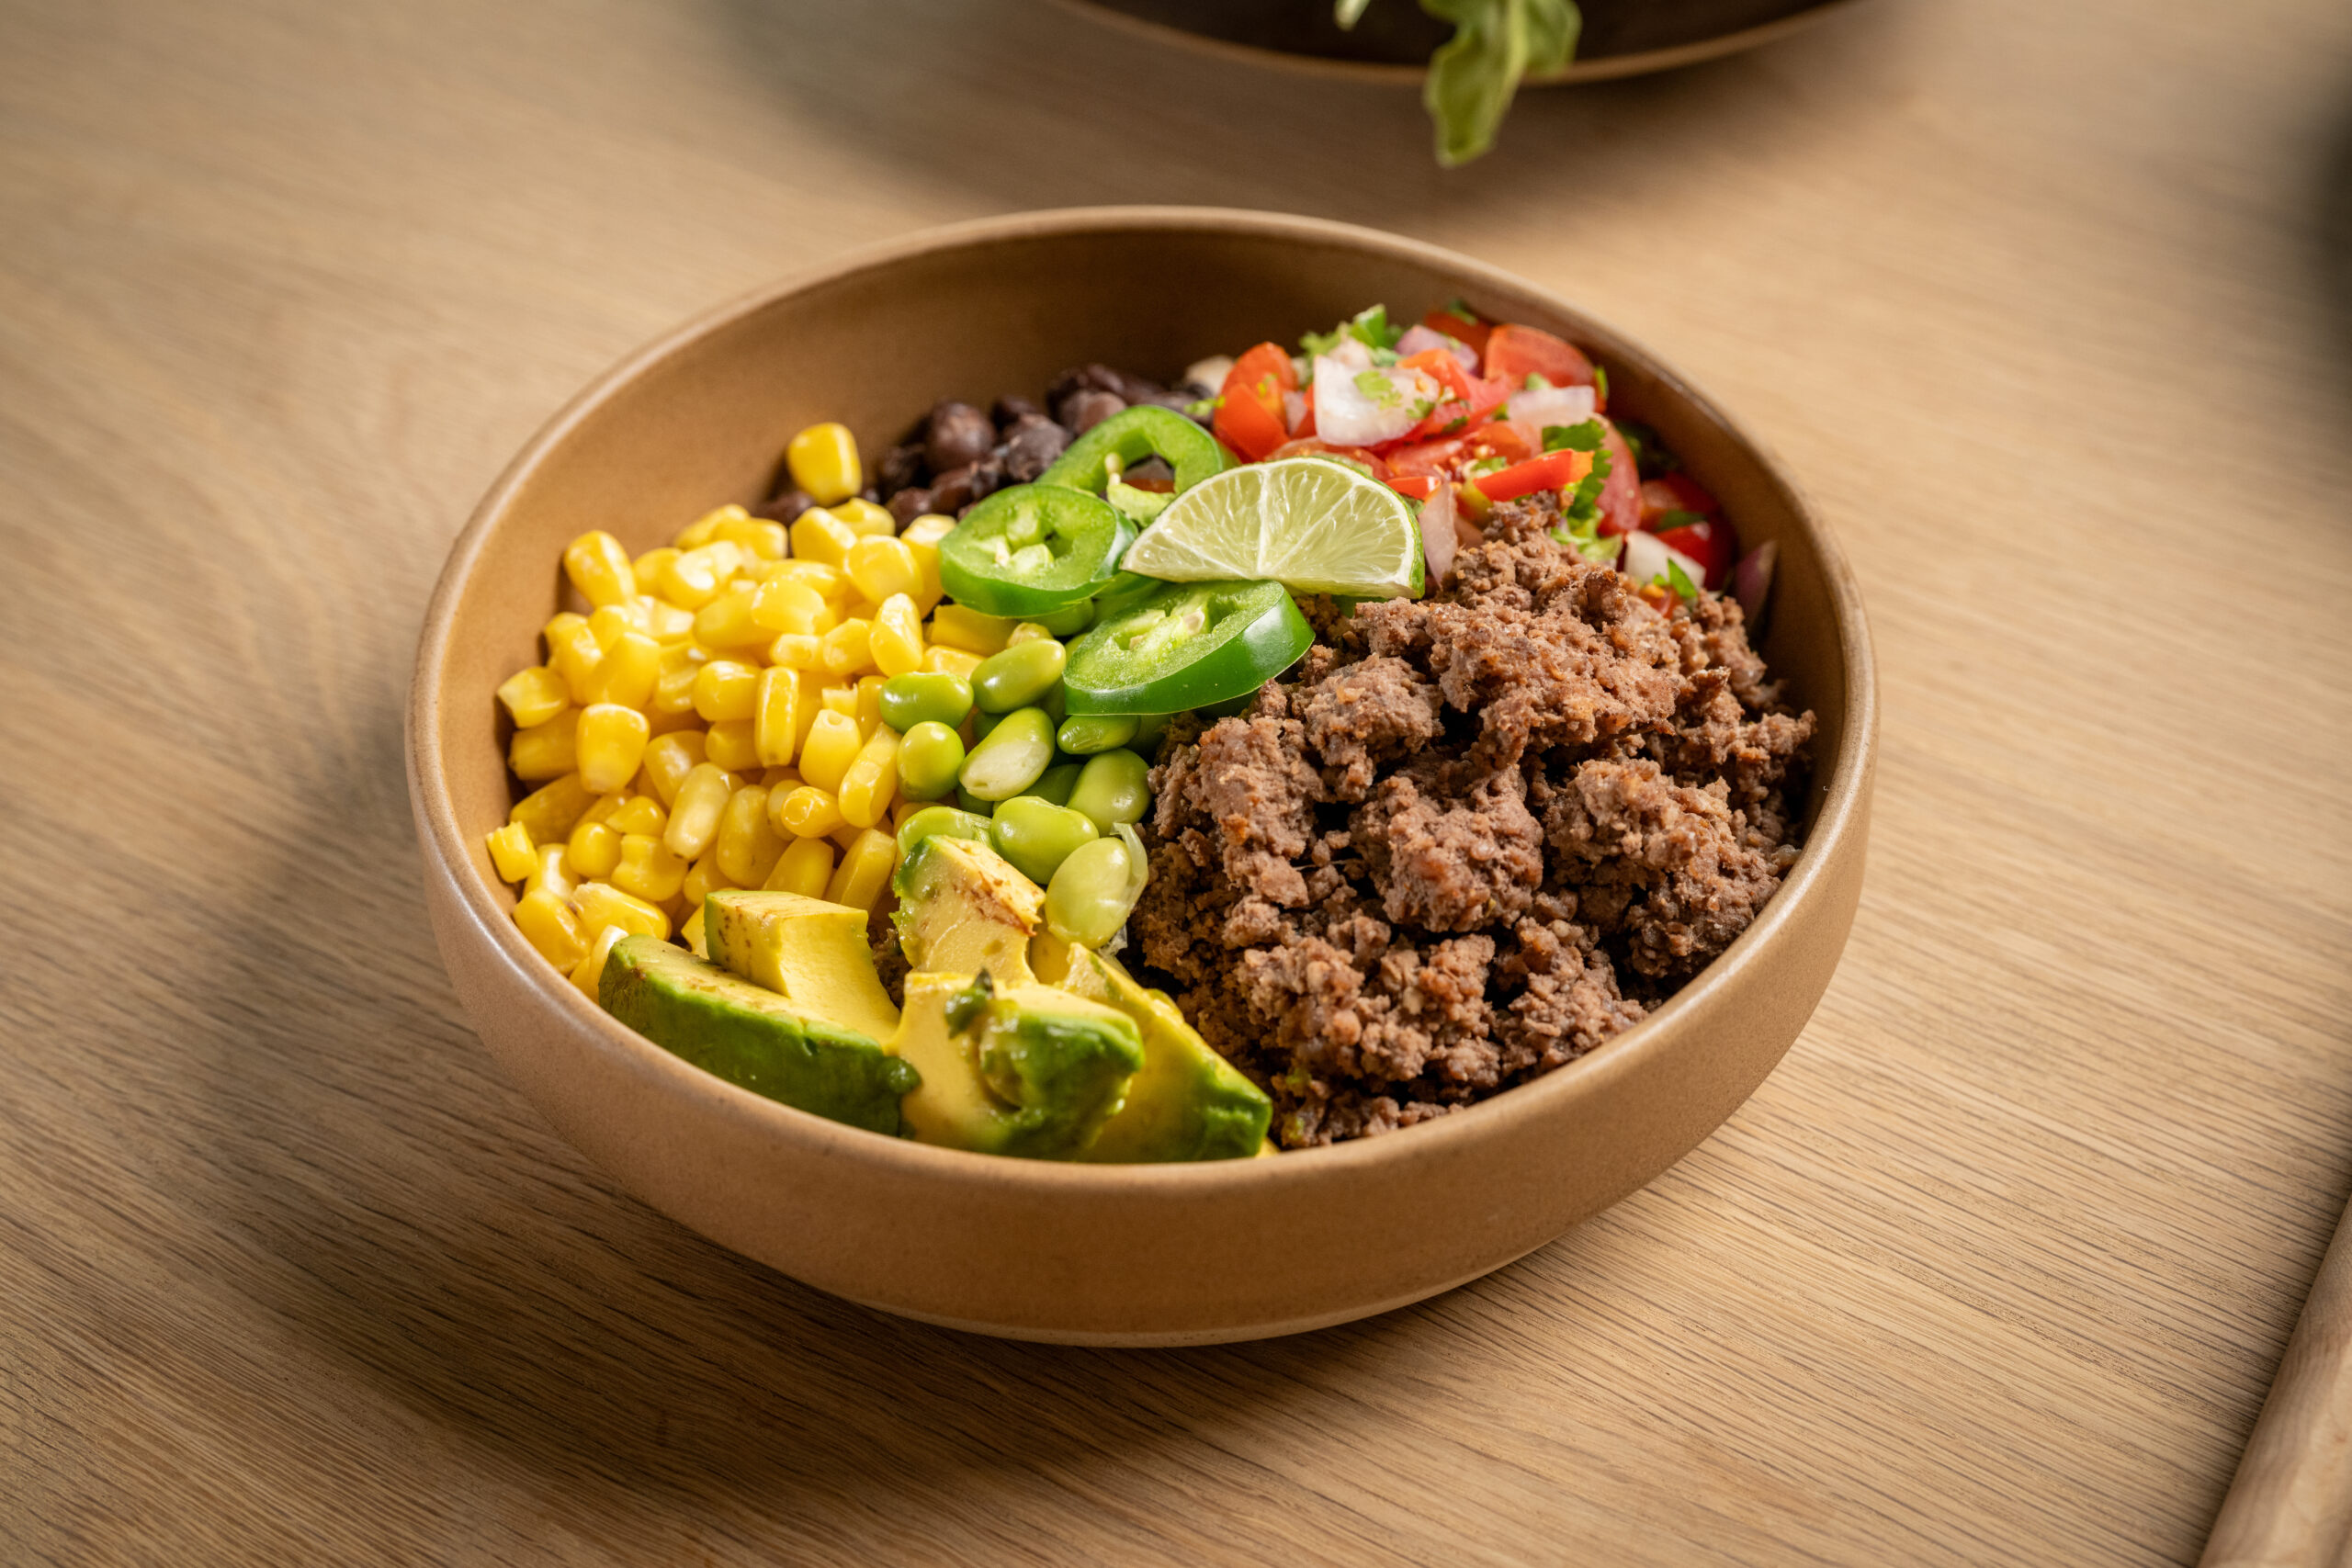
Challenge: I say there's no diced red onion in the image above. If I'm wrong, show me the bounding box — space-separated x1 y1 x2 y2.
1419 481 1457 588
1621 528 1708 590
1184 354 1235 393
1282 389 1307 433
1396 323 1480 371
1504 384 1597 453
1312 354 1431 446
1734 540 1778 629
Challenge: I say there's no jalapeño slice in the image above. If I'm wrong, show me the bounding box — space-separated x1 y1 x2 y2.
1038 405 1228 495
1062 579 1313 716
937 483 1136 618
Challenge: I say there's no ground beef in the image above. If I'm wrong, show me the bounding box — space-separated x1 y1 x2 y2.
1135 491 1815 1147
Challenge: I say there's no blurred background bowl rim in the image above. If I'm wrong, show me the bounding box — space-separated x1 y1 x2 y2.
1038 0 1867 86
405 203 1876 1196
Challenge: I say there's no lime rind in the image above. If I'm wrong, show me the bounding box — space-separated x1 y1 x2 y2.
1118 458 1424 600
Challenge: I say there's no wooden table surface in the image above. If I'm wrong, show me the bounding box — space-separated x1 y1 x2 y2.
6 0 2351 1562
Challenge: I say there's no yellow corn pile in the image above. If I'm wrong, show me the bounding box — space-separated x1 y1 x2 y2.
483 422 976 998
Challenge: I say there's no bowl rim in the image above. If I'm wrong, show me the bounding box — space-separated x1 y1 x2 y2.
1037 0 1867 87
406 204 1877 1198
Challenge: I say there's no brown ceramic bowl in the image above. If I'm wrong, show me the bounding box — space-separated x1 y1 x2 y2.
406 208 1875 1346
1051 0 1863 85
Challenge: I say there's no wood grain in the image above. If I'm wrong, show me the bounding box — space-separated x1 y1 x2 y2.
3 0 2349 1562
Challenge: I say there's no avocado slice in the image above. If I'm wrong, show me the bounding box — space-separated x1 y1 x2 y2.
1032 940 1272 1162
892 971 1144 1158
890 835 1042 985
703 889 900 1043
599 935 918 1135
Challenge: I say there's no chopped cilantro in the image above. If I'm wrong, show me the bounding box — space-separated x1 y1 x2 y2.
1542 419 1605 453
1656 509 1703 530
1354 369 1404 408
1523 371 1546 391
1613 418 1680 478
1464 455 1508 478
1665 558 1700 603
1184 395 1222 420
1548 507 1621 568
1303 303 1406 358
1592 365 1609 403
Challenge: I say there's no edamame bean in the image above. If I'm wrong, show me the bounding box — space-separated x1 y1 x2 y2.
1029 600 1094 637
990 795 1099 886
1068 748 1151 832
895 720 966 801
1044 838 1137 947
1130 712 1172 753
896 804 994 859
971 706 1003 742
1026 760 1083 808
971 637 1067 714
955 784 994 816
1057 713 1138 755
958 706 1056 801
877 671 973 732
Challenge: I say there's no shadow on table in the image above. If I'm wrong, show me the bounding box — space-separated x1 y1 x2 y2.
165 684 1661 1542
705 0 1920 230
2318 75 2352 406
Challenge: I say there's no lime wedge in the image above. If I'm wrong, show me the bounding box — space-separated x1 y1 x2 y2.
1118 457 1425 600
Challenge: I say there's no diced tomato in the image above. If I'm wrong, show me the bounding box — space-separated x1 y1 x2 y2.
1421 306 1492 361
1484 324 1597 391
1596 420 1642 536
1388 474 1440 501
1215 342 1296 462
1385 423 1531 479
1389 349 1514 443
1653 516 1740 589
1638 473 1721 526
1294 383 1316 439
1267 438 1391 481
1470 448 1592 503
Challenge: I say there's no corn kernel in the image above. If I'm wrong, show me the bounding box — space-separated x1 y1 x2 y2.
690 659 760 723
753 666 802 767
752 575 832 637
508 709 580 780
526 841 575 900
653 646 703 715
586 603 639 649
659 546 726 609
929 603 1014 655
514 886 587 969
837 727 899 829
569 923 628 1000
792 669 826 750
642 597 696 641
829 820 868 854
633 545 681 585
582 630 662 712
899 513 956 550
760 766 801 789
854 674 888 737
775 784 844 840
818 618 873 677
510 775 597 846
562 531 638 608
790 506 858 568
786 422 863 505
545 613 605 705
640 732 707 807
485 822 537 883
900 513 954 610
922 645 985 681
824 829 899 913
683 905 710 958
764 835 833 897
664 761 734 859
892 796 929 832
704 717 760 773
717 513 789 561
610 834 688 903
693 588 768 649
565 817 624 880
682 842 735 906
819 683 858 721
575 704 650 794
798 709 862 793
870 592 924 678
645 705 706 738
771 559 852 600
496 666 570 729
767 632 825 670
574 878 672 941
716 784 786 886
832 497 896 538
607 795 667 836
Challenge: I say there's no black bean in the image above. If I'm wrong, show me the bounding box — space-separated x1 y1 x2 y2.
877 442 926 496
755 487 815 524
1057 388 1125 434
993 394 1044 428
1125 457 1174 488
999 415 1070 481
887 488 934 526
965 456 1008 503
1045 364 1125 408
925 400 996 474
927 463 979 514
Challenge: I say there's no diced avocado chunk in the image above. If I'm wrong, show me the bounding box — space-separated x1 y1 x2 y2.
703 889 900 1043
890 835 1041 985
892 971 1144 1159
599 935 917 1135
1035 941 1272 1162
